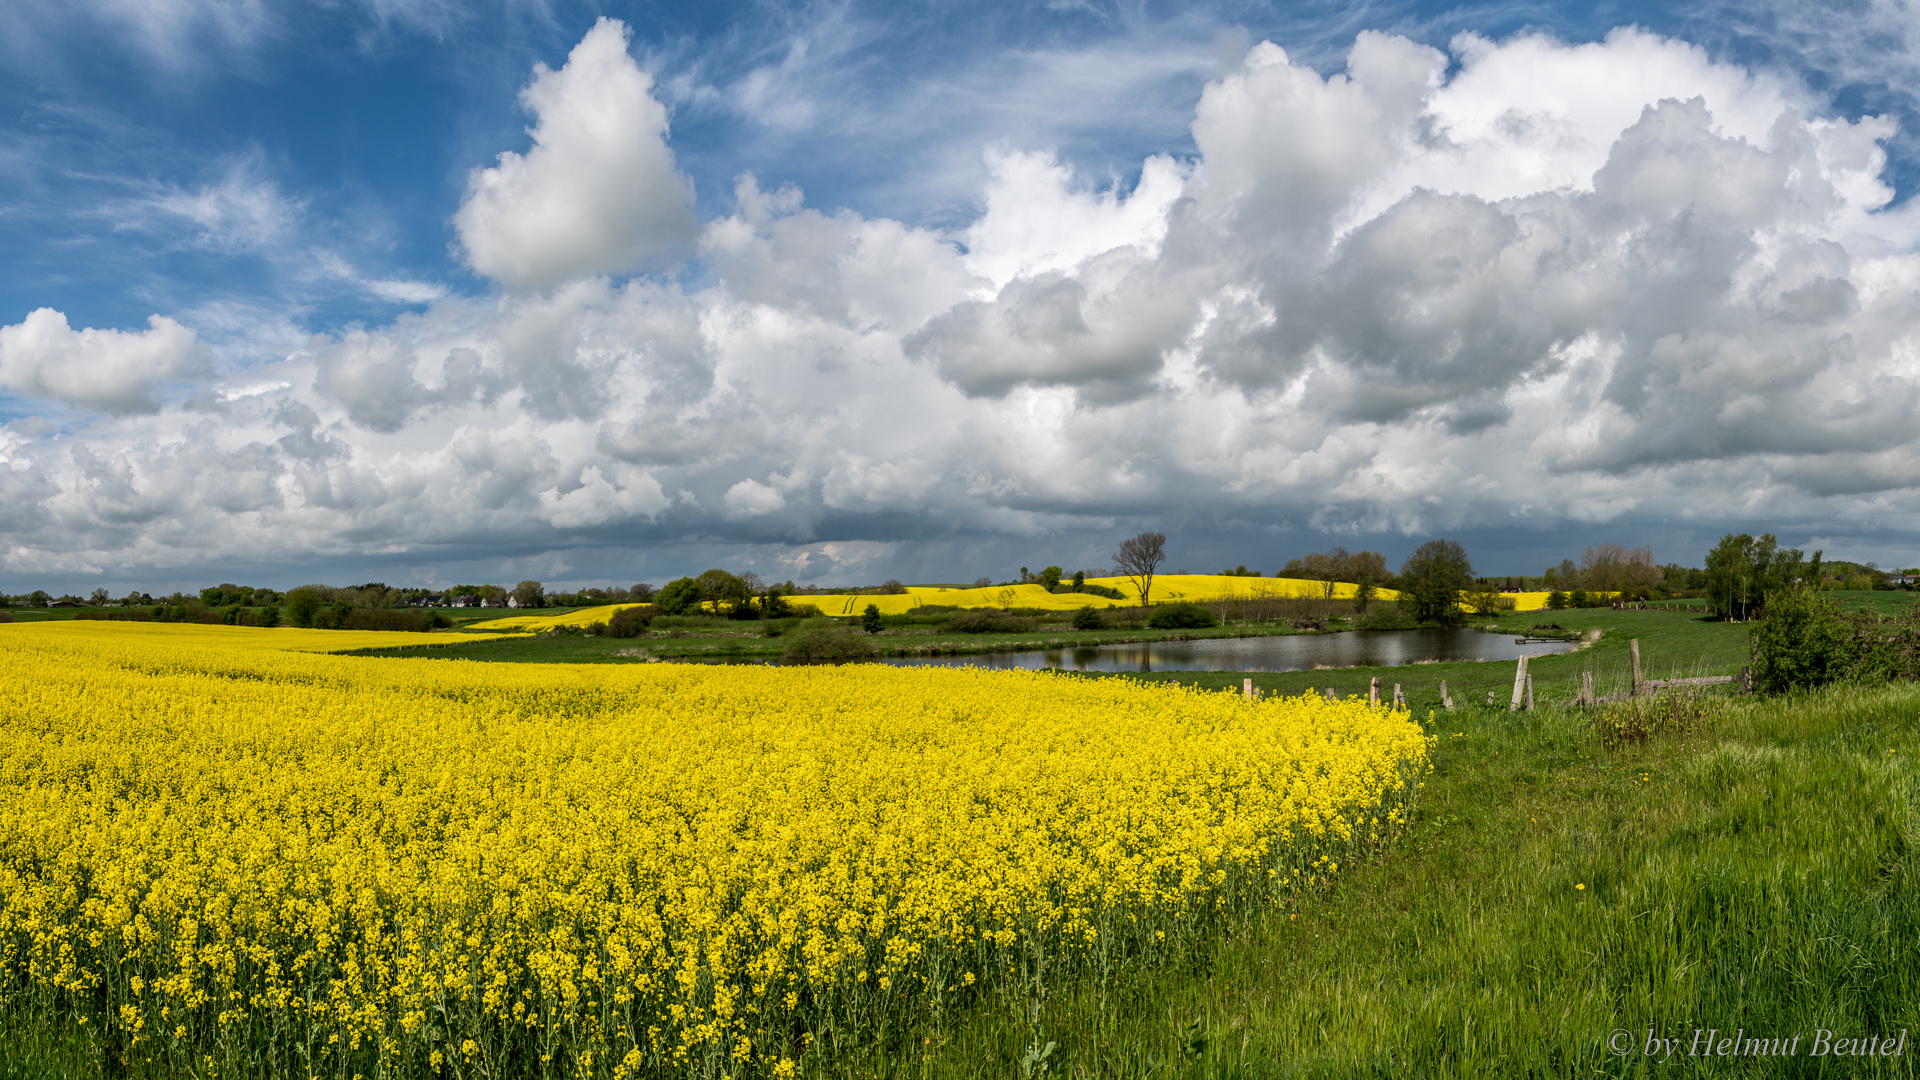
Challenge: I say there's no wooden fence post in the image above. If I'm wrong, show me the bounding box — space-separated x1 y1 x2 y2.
1580 670 1594 707
1510 655 1529 711
1244 677 1254 702
1441 679 1453 709
1741 666 1752 694
1325 687 1336 702
1630 639 1643 697
1369 676 1381 706
1526 673 1535 711
1393 683 1405 708
1486 690 1496 706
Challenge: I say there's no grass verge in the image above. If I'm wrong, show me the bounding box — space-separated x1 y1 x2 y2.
828 678 1920 1078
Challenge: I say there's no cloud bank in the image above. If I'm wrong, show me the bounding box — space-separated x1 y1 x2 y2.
4 23 1920 583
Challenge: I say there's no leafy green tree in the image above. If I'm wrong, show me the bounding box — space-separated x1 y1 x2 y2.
655 577 702 616
1039 566 1063 591
27 590 49 608
761 585 792 619
861 603 883 634
1546 590 1568 610
511 580 545 609
1705 533 1815 620
88 587 110 606
696 569 751 616
1072 605 1101 630
1070 570 1086 592
1398 539 1475 625
285 588 323 628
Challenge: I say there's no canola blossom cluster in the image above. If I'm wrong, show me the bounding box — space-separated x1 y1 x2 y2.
0 623 1428 1078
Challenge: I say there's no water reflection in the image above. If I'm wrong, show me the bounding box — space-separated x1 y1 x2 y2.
877 628 1573 673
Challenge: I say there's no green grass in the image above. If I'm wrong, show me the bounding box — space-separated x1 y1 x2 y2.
1830 590 1920 618
815 678 1920 1079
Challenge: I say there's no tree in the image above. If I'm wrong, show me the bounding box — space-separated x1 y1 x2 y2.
511 580 545 609
1070 570 1086 592
285 587 323 629
655 577 702 616
1039 566 1063 592
1704 534 1810 620
1580 544 1664 598
88 587 110 606
861 603 883 634
761 584 792 619
1398 539 1475 625
696 569 752 616
1345 550 1389 612
1072 605 1101 630
1113 532 1167 607
1543 559 1578 589
27 590 49 608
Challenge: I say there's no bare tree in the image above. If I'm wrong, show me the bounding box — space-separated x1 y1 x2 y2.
1113 532 1168 607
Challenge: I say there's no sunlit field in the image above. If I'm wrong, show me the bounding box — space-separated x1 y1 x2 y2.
0 622 1427 1079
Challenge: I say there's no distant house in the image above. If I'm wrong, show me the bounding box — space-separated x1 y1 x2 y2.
1890 574 1917 587
506 595 520 608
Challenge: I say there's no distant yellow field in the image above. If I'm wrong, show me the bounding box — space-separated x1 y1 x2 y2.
468 601 650 631
470 576 1410 629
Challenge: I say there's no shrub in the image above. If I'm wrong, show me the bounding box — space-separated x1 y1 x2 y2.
1078 583 1127 600
0 611 10 624
780 618 880 662
1354 606 1418 631
1546 590 1567 610
1749 584 1855 694
341 609 430 633
650 615 731 631
1569 589 1591 608
861 604 883 634
1148 603 1216 629
655 577 702 616
593 607 652 639
1071 606 1102 631
943 610 1033 634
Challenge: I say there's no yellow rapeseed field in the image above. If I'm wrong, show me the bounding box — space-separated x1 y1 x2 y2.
480 575 1407 627
0 622 1428 1078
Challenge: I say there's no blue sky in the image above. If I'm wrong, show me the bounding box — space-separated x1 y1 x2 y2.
3 0 1920 592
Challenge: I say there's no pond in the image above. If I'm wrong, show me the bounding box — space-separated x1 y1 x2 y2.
876 627 1575 674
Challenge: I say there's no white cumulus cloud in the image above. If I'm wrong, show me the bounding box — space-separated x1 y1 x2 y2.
454 17 698 293
0 309 203 415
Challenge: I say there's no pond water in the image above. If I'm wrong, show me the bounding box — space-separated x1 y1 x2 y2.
876 628 1575 674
